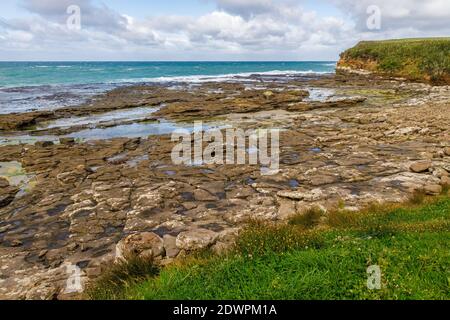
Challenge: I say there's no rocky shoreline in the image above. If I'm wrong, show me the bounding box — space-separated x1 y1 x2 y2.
0 71 449 299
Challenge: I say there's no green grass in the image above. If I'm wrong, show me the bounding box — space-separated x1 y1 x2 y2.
339 38 450 83
88 195 450 300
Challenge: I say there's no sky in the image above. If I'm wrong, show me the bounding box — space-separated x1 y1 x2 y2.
0 0 449 61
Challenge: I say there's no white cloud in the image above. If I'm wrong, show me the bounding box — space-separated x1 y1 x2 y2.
21 0 127 31
0 0 448 60
214 0 275 17
333 0 450 32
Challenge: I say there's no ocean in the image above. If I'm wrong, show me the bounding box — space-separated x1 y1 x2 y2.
0 61 336 114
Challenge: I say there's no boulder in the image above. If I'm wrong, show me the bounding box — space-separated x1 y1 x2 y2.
115 232 164 261
424 184 442 195
176 229 218 251
410 161 432 173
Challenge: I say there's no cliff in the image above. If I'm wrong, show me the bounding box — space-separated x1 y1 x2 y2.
338 38 450 84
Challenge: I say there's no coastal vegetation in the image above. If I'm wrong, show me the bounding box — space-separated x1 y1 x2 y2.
88 192 450 300
338 38 450 84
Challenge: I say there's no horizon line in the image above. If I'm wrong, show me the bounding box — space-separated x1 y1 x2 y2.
0 60 338 63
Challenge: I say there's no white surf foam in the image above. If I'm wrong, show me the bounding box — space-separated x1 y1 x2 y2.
115 69 332 84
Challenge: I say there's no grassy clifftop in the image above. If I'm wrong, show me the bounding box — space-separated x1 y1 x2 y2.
338 38 450 84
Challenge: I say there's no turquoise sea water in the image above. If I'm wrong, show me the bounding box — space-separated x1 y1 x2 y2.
0 61 336 114
0 61 335 87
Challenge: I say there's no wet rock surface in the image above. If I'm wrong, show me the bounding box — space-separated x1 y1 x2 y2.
0 73 449 299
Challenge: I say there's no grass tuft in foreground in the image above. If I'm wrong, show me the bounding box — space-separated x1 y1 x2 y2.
86 256 159 300
88 195 450 300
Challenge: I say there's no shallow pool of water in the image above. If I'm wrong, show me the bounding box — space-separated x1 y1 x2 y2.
0 161 36 196
0 119 230 145
38 106 159 129
69 120 229 141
